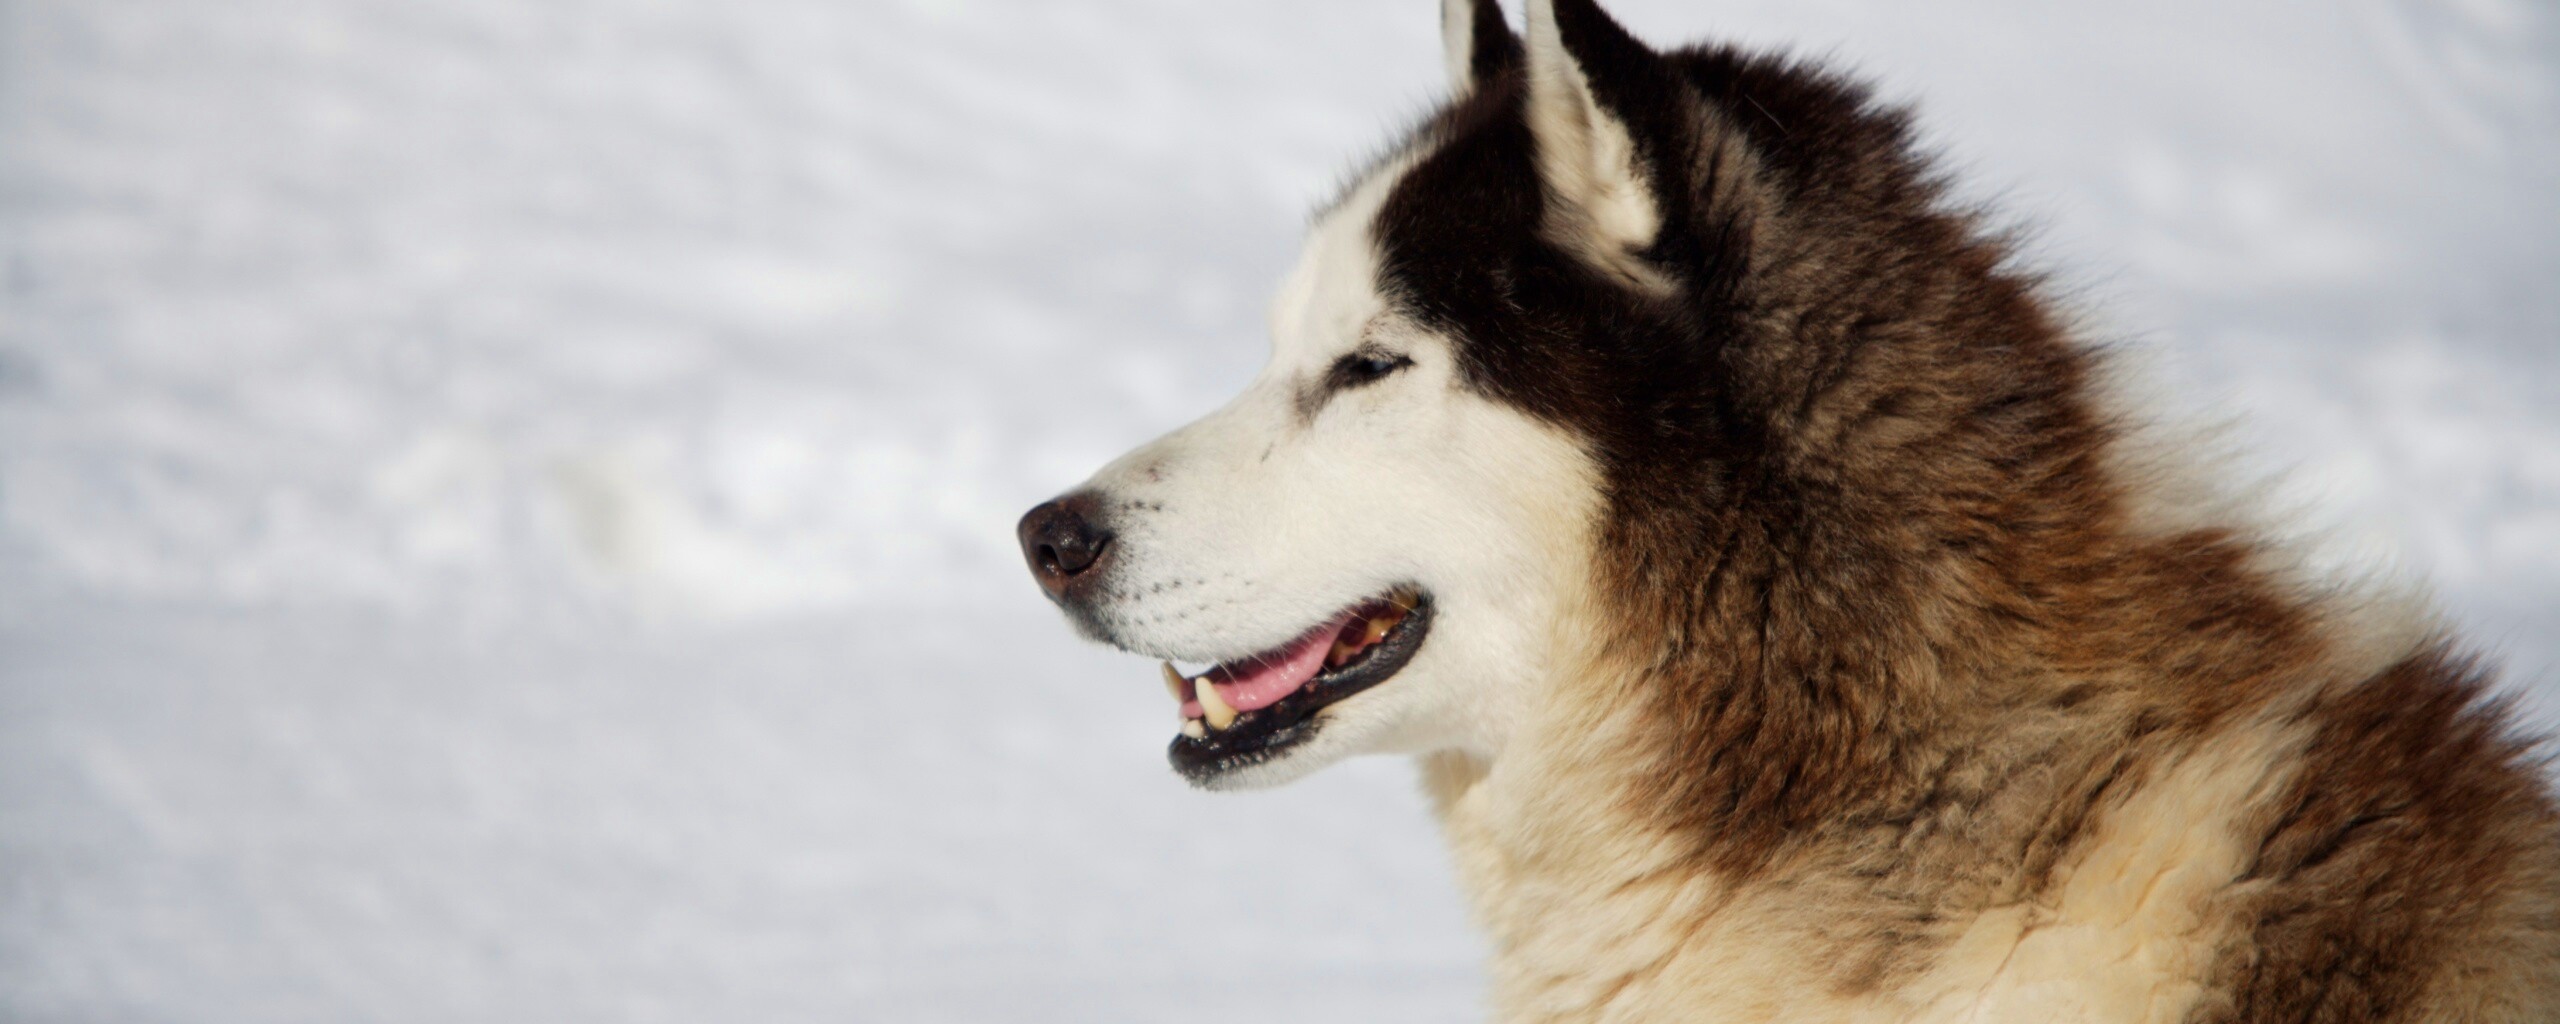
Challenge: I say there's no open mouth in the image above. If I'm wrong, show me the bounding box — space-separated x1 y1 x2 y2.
1160 587 1432 780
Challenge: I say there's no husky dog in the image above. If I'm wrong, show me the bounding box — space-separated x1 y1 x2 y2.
1015 1 2560 1019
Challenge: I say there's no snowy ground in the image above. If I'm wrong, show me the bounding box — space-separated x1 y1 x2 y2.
0 0 2554 1020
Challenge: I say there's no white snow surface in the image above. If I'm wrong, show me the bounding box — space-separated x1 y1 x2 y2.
1 0 2554 1020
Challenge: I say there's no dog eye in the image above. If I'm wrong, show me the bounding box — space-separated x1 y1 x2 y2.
1331 351 1414 387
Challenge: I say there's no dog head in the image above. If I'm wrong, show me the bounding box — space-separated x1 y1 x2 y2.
1019 0 1875 789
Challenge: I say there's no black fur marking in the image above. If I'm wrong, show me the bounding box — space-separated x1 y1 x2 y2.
1461 0 1523 87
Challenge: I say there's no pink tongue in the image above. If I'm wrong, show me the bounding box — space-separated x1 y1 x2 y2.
1182 616 1348 716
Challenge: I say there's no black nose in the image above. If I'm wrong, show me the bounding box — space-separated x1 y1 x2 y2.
1017 494 1114 599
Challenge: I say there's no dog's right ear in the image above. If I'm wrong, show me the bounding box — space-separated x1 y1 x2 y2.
1441 0 1523 94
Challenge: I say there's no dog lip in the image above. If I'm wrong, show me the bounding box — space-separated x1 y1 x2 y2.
1168 588 1433 781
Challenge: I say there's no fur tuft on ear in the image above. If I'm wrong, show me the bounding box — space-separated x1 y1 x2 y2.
1441 0 1523 94
1523 0 1687 289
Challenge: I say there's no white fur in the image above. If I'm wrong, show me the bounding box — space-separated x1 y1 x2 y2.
1066 150 1602 788
1882 718 2310 1023
1429 699 2313 1023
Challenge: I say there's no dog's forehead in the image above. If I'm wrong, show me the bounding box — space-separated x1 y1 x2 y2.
1268 152 1431 368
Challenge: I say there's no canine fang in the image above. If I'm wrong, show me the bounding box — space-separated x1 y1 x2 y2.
1194 675 1238 731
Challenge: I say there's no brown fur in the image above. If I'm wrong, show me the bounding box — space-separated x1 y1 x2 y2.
1370 2 2560 1019
2196 650 2560 1022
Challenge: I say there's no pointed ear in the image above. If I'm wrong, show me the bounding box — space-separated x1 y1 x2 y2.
1522 0 1692 288
1441 0 1523 94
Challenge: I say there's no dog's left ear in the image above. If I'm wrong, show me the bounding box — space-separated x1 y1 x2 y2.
1521 0 1710 289
1442 0 1523 94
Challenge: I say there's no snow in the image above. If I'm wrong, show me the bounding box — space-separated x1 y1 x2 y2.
0 0 2553 1020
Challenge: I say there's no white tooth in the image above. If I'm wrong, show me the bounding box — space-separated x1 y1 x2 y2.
1181 719 1207 739
1196 677 1239 731
1162 662 1189 703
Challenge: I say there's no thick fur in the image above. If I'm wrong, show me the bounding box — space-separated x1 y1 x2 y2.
1024 1 2560 1020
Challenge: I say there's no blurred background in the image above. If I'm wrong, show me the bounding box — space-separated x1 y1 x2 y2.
0 0 2553 1020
